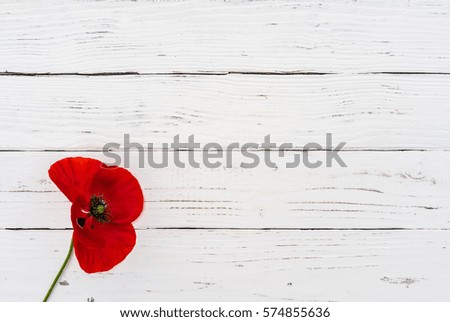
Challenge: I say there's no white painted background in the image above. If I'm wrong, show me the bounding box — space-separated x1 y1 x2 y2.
0 0 449 301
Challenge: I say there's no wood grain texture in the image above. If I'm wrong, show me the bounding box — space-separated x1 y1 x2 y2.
1 229 449 301
1 0 449 302
0 151 448 229
1 74 450 150
0 0 450 74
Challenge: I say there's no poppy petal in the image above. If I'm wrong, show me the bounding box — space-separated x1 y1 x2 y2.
88 165 144 224
70 202 107 249
72 219 137 273
48 157 104 204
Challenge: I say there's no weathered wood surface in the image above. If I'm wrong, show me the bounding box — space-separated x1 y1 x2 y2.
0 0 449 302
1 1 450 74
1 74 450 150
2 230 450 301
0 151 448 229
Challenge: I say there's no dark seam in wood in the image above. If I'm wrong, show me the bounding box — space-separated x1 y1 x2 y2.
0 148 446 152
0 71 335 77
365 72 450 75
2 227 449 231
1 71 450 77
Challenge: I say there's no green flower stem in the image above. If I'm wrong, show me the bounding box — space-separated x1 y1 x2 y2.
43 238 73 302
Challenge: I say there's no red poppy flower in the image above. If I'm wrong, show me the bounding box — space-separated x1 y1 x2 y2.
48 157 144 273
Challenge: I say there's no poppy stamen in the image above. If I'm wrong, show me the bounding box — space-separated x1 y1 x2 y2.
89 195 110 223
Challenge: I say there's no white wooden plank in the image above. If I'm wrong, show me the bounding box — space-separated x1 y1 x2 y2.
1 229 449 301
1 1 450 73
1 74 450 150
0 151 448 229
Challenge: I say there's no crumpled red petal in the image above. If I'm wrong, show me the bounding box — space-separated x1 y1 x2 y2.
48 157 104 204
71 203 137 273
88 165 144 224
72 225 136 274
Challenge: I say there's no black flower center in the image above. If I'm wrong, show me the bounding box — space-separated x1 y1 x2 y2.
89 195 110 223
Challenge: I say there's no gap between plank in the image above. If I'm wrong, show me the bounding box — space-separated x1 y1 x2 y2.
0 148 448 153
0 71 333 77
2 227 449 231
1 71 450 77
